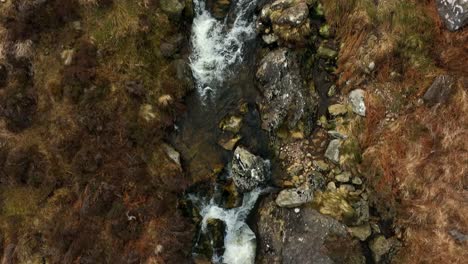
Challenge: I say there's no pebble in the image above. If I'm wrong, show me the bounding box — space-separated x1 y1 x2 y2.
327 181 337 191
294 208 301 213
352 176 363 185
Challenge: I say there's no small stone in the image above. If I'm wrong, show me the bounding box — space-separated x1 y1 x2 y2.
349 224 372 241
72 21 82 31
352 176 362 185
327 181 336 191
349 89 366 116
369 235 392 263
335 172 351 183
313 160 329 172
325 139 341 164
368 61 375 71
219 115 243 133
162 143 181 168
287 163 304 176
319 24 330 38
339 184 355 192
327 130 347 139
317 44 338 59
160 0 186 18
262 34 279 44
328 104 348 116
61 49 74 66
275 188 313 208
218 135 242 151
294 208 301 213
327 85 336 97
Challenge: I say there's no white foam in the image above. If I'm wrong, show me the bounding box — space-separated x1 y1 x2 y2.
190 0 259 102
197 188 262 264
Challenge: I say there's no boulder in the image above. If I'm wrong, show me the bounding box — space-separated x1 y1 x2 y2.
258 0 311 45
256 196 366 264
231 146 270 192
349 89 366 116
436 0 468 31
256 48 318 132
423 75 455 106
275 187 313 208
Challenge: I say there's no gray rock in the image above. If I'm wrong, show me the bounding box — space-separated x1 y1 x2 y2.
160 0 185 18
256 48 318 132
349 89 366 116
335 172 351 183
369 235 392 263
327 130 348 139
256 197 366 264
262 33 279 44
352 176 363 185
162 143 181 168
436 0 468 31
449 229 468 243
232 146 270 192
275 187 313 208
423 75 455 106
325 139 341 164
349 224 372 241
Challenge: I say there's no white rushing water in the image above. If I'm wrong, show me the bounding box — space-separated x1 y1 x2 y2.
189 0 259 101
192 188 262 264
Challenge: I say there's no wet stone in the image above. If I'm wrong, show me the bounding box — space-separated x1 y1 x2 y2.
231 146 270 192
275 187 313 208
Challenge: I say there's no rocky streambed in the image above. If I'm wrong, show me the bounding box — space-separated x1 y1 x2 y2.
169 0 402 263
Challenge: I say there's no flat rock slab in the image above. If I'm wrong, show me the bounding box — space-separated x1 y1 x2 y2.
436 0 468 31
255 195 365 264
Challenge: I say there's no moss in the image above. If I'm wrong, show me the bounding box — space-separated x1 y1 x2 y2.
1 187 45 217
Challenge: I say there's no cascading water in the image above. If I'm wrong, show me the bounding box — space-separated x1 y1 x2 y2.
189 0 260 101
184 0 267 263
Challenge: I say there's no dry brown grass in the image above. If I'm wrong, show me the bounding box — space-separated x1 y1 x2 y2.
323 0 468 263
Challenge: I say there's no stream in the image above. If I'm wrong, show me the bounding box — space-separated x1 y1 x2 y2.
171 0 268 263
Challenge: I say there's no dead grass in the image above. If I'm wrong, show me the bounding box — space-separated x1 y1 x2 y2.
323 0 468 263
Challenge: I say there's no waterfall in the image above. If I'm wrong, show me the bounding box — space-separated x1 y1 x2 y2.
189 0 260 101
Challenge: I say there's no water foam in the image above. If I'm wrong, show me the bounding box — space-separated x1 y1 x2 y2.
190 0 259 101
196 188 262 264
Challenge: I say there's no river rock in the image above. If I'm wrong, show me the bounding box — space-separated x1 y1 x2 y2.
256 196 366 264
162 143 182 169
275 187 313 208
436 0 468 31
325 139 341 164
317 44 338 60
349 224 371 241
256 48 318 132
349 89 366 116
335 172 351 183
258 0 311 45
219 115 243 133
423 75 455 106
369 235 392 263
231 146 270 192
